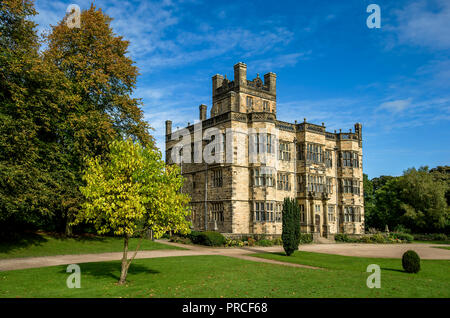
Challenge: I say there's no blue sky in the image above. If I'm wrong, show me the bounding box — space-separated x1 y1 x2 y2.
33 0 450 178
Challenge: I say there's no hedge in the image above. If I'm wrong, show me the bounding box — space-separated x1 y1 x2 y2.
188 231 226 246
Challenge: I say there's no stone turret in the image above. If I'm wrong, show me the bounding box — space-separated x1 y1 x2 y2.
165 120 172 135
199 104 207 121
234 62 247 86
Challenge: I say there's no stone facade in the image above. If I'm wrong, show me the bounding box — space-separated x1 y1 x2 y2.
165 62 364 237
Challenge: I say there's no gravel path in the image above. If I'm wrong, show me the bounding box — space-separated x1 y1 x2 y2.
299 243 450 260
0 241 448 272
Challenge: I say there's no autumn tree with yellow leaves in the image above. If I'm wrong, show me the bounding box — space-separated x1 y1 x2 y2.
73 139 191 285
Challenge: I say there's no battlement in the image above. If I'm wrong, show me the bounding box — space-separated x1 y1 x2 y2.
210 62 277 118
212 62 276 97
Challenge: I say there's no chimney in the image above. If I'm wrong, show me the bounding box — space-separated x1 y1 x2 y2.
165 120 172 135
199 104 207 121
212 74 224 96
354 123 362 139
234 62 247 86
264 72 276 93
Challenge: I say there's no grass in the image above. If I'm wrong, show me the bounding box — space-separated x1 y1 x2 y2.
249 251 450 297
431 246 450 250
0 232 183 259
0 253 449 298
413 240 450 245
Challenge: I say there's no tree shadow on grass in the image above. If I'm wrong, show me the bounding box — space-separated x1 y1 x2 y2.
272 252 289 256
0 232 48 254
0 232 111 254
381 267 406 273
59 261 160 281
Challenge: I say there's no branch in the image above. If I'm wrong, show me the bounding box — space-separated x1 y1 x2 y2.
126 232 144 270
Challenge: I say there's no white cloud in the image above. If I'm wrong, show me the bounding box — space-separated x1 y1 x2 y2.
392 0 450 50
379 98 413 113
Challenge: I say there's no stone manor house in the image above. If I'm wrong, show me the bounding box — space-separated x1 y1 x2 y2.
165 62 364 238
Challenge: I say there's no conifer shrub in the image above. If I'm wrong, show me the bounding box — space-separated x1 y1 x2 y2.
282 198 301 256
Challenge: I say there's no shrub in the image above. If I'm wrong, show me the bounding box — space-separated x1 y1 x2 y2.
357 235 372 243
298 233 313 244
272 237 283 245
247 237 256 247
256 239 273 247
368 228 380 234
188 230 201 243
390 232 413 243
189 231 226 246
335 234 353 242
370 233 386 243
393 224 411 234
169 236 192 244
225 239 244 247
402 250 421 273
412 233 448 241
281 198 301 256
432 233 448 241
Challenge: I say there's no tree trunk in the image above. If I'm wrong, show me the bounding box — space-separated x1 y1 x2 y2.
118 234 129 285
65 213 73 237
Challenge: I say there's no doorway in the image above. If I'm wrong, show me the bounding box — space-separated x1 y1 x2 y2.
315 214 321 236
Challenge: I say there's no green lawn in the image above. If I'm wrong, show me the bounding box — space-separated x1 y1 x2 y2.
0 233 183 259
413 240 450 245
431 246 450 250
0 253 448 298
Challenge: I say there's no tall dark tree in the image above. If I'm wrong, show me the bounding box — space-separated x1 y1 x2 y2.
363 173 375 231
281 198 301 256
0 0 74 234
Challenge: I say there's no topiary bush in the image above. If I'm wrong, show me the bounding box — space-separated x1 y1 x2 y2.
402 250 421 273
189 231 226 246
282 198 301 256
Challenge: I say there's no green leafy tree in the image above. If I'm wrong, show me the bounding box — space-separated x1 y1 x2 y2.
430 166 450 206
398 167 449 233
72 139 191 284
363 173 376 231
0 0 76 234
281 198 301 256
372 178 404 230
